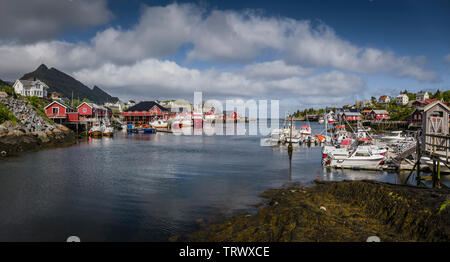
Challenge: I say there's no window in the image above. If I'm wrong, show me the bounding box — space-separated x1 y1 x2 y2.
83 108 87 113
52 107 59 114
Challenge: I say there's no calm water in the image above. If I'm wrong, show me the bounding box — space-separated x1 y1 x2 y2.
0 121 443 241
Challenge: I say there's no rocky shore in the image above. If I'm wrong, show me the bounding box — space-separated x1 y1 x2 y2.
0 97 76 157
176 180 450 242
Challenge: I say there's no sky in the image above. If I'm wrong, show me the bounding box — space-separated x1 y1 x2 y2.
0 0 449 113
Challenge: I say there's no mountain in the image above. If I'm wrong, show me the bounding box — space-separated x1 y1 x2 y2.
0 78 12 87
20 64 119 104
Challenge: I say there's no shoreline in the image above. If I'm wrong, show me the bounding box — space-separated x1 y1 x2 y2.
0 127 77 158
174 180 450 242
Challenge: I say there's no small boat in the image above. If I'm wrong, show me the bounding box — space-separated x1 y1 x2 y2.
103 125 114 137
90 123 102 137
150 119 168 129
181 119 192 127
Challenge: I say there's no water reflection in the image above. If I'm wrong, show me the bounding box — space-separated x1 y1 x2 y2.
0 121 446 241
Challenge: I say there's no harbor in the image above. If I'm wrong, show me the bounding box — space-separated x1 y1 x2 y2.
0 0 449 245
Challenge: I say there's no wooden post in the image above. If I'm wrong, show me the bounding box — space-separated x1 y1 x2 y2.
432 159 436 188
416 133 422 186
437 159 441 189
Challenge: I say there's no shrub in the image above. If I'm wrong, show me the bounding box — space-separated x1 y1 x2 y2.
0 85 14 95
0 102 18 124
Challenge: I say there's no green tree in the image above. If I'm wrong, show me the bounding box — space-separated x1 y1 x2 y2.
443 90 450 103
432 90 442 100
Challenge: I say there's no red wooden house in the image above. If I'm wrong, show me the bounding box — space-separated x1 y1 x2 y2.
77 102 112 121
121 101 169 124
341 111 361 121
44 101 79 122
367 110 390 120
409 109 423 123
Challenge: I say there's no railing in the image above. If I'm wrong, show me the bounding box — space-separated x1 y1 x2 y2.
46 113 67 118
423 133 450 163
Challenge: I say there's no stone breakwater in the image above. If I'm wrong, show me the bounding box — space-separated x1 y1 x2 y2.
0 97 76 157
0 97 54 133
177 180 450 242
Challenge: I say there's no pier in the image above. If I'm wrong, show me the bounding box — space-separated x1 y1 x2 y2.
404 101 450 188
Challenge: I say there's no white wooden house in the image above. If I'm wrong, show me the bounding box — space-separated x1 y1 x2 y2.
13 79 49 98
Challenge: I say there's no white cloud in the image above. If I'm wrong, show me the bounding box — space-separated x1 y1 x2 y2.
0 2 439 105
86 3 438 82
72 58 365 104
0 0 112 43
242 60 314 80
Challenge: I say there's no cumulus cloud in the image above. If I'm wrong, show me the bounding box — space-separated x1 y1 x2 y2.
0 0 112 43
72 58 365 103
0 2 438 105
86 3 438 82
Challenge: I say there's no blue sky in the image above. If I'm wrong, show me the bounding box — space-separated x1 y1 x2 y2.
0 0 449 113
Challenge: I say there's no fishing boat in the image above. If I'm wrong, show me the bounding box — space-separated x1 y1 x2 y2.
90 123 102 137
102 110 114 137
299 125 311 136
102 125 114 137
150 119 168 129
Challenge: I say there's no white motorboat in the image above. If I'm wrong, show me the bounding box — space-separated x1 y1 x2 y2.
323 146 386 170
269 129 283 143
151 119 168 129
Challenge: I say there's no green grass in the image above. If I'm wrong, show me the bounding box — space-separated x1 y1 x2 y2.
0 102 18 125
24 96 54 124
0 85 14 96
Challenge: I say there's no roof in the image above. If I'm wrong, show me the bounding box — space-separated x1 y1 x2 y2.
44 100 73 110
414 98 438 105
343 112 361 116
372 110 389 114
423 100 450 113
379 95 389 100
126 101 168 112
15 79 49 89
396 94 408 98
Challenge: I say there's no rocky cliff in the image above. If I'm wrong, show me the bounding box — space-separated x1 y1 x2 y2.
0 96 76 157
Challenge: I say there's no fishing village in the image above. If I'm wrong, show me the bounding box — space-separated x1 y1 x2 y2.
0 1 449 245
0 66 449 241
